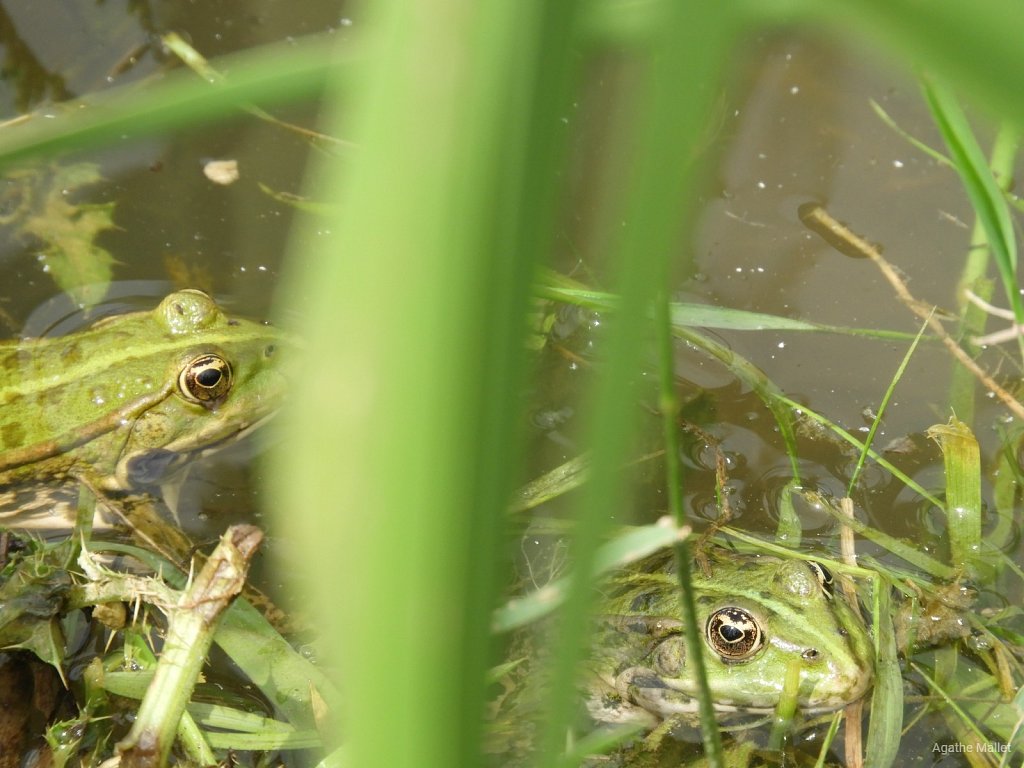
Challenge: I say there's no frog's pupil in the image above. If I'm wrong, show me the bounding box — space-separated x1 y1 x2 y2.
197 368 222 387
809 561 835 598
721 625 743 642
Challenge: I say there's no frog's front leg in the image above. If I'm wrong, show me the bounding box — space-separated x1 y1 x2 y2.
584 668 660 728
615 665 708 750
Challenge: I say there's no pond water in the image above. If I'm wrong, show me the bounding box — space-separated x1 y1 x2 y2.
0 5 1019 767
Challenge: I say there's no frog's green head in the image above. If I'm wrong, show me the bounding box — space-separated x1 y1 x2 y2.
98 289 290 489
589 553 874 727
680 557 875 715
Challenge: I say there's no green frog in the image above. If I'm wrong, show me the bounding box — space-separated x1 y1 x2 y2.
490 547 874 756
0 289 287 535
586 549 874 727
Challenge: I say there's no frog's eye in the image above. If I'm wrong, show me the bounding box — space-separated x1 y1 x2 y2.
808 561 835 599
178 354 233 406
705 607 764 662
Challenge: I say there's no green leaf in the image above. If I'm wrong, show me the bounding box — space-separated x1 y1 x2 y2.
923 80 1021 326
539 270 922 340
926 418 983 576
864 588 902 768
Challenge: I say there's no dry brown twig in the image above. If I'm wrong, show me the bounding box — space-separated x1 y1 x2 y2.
799 204 1024 422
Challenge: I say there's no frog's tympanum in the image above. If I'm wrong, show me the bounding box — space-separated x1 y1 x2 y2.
0 289 287 532
586 549 874 727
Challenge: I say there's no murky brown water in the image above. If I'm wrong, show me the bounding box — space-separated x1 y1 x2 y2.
535 31 1018 535
0 0 348 324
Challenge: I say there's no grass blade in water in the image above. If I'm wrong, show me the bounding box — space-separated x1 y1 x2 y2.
926 418 983 576
864 586 902 768
923 79 1024 365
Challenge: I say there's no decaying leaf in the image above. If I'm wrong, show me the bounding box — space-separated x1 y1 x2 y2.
0 538 74 675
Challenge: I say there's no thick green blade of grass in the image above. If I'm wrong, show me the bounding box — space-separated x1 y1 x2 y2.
923 81 1023 350
926 418 983 577
864 587 902 768
271 2 580 767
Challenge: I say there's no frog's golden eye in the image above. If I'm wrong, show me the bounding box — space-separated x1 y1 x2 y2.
178 354 233 406
808 561 834 599
705 607 764 662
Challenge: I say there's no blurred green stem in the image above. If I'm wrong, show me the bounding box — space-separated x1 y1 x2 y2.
275 2 569 767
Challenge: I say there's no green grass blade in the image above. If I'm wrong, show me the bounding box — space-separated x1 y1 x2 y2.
0 33 344 169
800 492 956 580
557 724 647 767
271 2 575 767
767 660 802 751
813 712 845 768
535 7 738 766
674 325 802 480
923 80 1023 338
539 269 922 339
847 315 930 495
864 586 902 768
870 99 952 167
926 418 983 576
773 393 943 509
656 288 724 751
911 662 994 753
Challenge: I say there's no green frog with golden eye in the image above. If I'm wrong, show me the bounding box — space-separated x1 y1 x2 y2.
586 548 874 728
489 546 875 759
0 289 288 538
